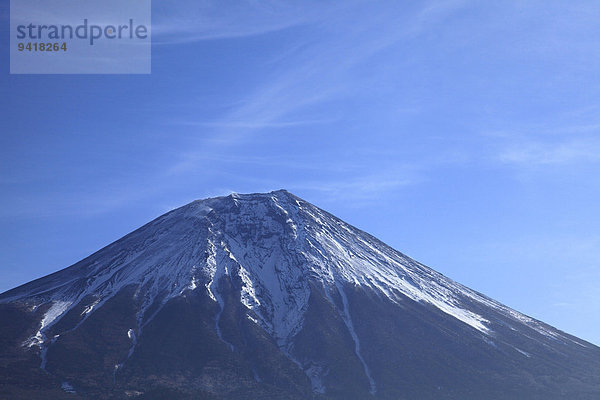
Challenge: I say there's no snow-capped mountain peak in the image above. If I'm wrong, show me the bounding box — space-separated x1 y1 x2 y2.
1 190 597 399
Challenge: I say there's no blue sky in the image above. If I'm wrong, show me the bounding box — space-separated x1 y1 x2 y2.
1 0 600 345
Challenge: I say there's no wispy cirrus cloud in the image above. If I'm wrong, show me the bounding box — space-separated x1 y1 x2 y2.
161 0 469 195
173 118 336 130
152 0 353 44
498 136 600 166
289 175 415 205
480 103 600 169
152 0 468 44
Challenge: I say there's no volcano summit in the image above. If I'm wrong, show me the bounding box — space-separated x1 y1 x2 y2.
1 190 599 399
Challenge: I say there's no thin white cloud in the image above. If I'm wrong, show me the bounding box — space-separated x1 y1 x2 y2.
287 165 421 205
290 176 414 203
174 118 336 129
0 180 161 219
480 103 600 168
163 0 468 181
152 0 352 44
498 137 600 166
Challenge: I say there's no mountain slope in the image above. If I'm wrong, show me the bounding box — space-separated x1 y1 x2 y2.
1 190 599 399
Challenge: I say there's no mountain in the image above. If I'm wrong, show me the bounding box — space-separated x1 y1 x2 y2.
1 190 599 399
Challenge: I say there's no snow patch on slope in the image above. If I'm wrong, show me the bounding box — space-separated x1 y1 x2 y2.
25 300 72 348
334 283 377 395
299 205 490 334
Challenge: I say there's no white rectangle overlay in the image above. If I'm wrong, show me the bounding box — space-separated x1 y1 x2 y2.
10 0 151 74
